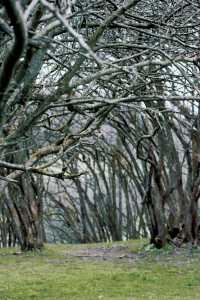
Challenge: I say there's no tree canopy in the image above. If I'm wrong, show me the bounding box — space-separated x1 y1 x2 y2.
0 0 200 250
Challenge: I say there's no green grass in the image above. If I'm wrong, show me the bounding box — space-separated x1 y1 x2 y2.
0 241 200 299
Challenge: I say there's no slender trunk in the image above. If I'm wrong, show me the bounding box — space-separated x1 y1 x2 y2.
6 175 44 251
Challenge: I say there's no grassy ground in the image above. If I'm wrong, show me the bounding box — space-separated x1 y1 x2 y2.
0 240 200 299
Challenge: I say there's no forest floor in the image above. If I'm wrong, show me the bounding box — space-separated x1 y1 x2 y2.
0 240 200 299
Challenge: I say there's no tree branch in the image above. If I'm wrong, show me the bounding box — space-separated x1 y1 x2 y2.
0 0 27 120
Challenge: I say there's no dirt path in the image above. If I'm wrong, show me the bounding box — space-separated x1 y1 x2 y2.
66 243 200 266
67 245 139 261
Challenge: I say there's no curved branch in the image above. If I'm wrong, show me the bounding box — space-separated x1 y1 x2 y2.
0 0 27 114
136 126 160 163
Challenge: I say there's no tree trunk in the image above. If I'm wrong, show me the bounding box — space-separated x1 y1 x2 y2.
6 175 44 251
